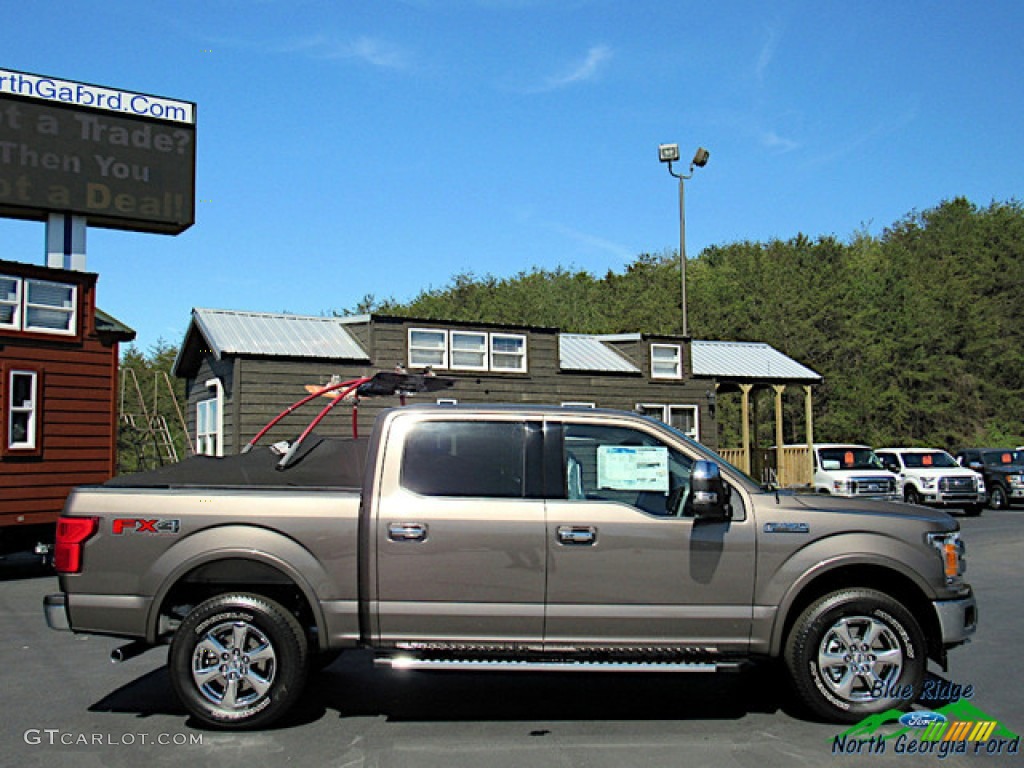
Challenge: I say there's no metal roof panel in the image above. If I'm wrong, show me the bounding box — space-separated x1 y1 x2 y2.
192 308 370 360
691 340 821 381
559 334 641 373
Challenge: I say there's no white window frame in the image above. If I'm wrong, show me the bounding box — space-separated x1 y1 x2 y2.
408 328 449 369
561 402 596 408
668 404 699 440
196 398 220 457
0 274 21 331
636 403 667 422
436 398 458 405
449 330 489 371
490 333 527 373
635 403 700 440
7 369 39 451
0 275 78 336
407 327 529 373
651 343 682 380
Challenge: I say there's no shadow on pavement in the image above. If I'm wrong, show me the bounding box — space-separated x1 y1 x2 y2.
87 649 794 729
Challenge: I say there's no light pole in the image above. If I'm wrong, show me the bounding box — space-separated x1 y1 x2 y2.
658 144 709 338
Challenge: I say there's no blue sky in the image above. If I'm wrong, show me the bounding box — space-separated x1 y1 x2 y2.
2 0 1022 353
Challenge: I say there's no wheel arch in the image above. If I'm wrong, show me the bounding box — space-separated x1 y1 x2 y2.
144 526 328 650
771 563 944 668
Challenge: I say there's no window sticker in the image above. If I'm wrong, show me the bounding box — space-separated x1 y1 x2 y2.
597 445 669 492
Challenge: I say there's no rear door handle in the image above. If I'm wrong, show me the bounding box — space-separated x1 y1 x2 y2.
387 522 428 542
557 525 597 545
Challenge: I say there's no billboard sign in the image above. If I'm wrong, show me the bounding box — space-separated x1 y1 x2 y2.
0 69 196 235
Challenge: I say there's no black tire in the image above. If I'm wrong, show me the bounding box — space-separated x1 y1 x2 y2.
963 504 984 517
988 485 1008 510
784 588 926 723
904 487 922 505
170 593 308 729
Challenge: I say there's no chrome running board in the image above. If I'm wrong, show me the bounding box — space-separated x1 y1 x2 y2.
375 656 741 673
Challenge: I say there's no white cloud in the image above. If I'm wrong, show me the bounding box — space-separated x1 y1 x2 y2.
533 45 613 92
755 25 780 83
761 130 800 153
277 34 411 69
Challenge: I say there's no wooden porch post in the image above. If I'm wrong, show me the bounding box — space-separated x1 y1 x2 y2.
804 384 815 486
773 384 785 486
739 383 753 474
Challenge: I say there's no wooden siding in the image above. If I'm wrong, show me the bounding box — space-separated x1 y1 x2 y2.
200 317 719 453
184 354 236 454
0 264 122 528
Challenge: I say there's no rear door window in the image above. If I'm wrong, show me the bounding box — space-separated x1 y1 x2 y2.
401 420 528 498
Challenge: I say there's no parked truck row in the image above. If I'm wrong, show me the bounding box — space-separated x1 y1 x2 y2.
808 442 1024 515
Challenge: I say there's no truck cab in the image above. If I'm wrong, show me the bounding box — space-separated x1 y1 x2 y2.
876 447 985 516
811 443 899 500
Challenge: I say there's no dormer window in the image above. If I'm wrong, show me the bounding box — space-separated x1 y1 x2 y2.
651 343 682 379
408 329 448 368
451 331 488 370
408 328 527 373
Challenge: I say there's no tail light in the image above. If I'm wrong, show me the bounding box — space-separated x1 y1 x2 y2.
54 516 99 574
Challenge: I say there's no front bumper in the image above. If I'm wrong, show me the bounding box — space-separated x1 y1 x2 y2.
44 593 70 631
933 592 978 646
923 493 985 507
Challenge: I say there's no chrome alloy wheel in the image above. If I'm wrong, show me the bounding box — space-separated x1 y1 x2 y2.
816 615 904 703
191 620 277 710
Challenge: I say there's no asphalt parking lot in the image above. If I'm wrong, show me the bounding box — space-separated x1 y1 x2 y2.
1 508 1021 768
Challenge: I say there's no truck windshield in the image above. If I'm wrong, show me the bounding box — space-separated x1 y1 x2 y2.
818 447 884 471
901 451 958 469
981 450 1024 466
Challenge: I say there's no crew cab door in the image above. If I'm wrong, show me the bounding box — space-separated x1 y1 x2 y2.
373 417 547 646
544 419 756 651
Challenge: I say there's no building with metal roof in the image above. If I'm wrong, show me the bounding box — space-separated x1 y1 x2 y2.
172 309 820 486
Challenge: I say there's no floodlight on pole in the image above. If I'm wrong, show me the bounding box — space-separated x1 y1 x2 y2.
659 144 709 338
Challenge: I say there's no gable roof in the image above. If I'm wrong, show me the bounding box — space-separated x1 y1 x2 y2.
95 308 136 342
173 308 369 376
691 339 821 382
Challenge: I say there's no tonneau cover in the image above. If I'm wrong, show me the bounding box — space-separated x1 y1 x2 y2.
106 433 368 489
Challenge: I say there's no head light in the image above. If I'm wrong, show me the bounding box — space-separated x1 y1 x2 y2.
927 531 965 586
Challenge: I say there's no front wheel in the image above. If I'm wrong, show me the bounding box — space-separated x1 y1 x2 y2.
169 593 308 729
988 485 1009 510
904 487 922 505
784 589 925 723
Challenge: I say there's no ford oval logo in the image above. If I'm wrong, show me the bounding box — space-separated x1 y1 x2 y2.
899 711 947 728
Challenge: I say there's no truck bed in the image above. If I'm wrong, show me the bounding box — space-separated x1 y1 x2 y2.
105 433 368 489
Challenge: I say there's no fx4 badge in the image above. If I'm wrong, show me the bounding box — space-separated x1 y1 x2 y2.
112 518 181 535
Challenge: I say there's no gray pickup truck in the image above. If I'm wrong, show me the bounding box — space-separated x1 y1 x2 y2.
45 404 977 729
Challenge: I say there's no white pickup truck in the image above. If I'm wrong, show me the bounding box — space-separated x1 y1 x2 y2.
876 447 986 516
811 443 899 501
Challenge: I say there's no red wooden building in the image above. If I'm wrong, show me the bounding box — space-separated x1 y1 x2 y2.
0 259 134 548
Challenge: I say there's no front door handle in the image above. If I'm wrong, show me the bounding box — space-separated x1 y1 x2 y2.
557 525 597 545
387 522 428 542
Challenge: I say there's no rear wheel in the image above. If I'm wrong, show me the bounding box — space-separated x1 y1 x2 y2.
784 589 925 723
170 593 308 729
